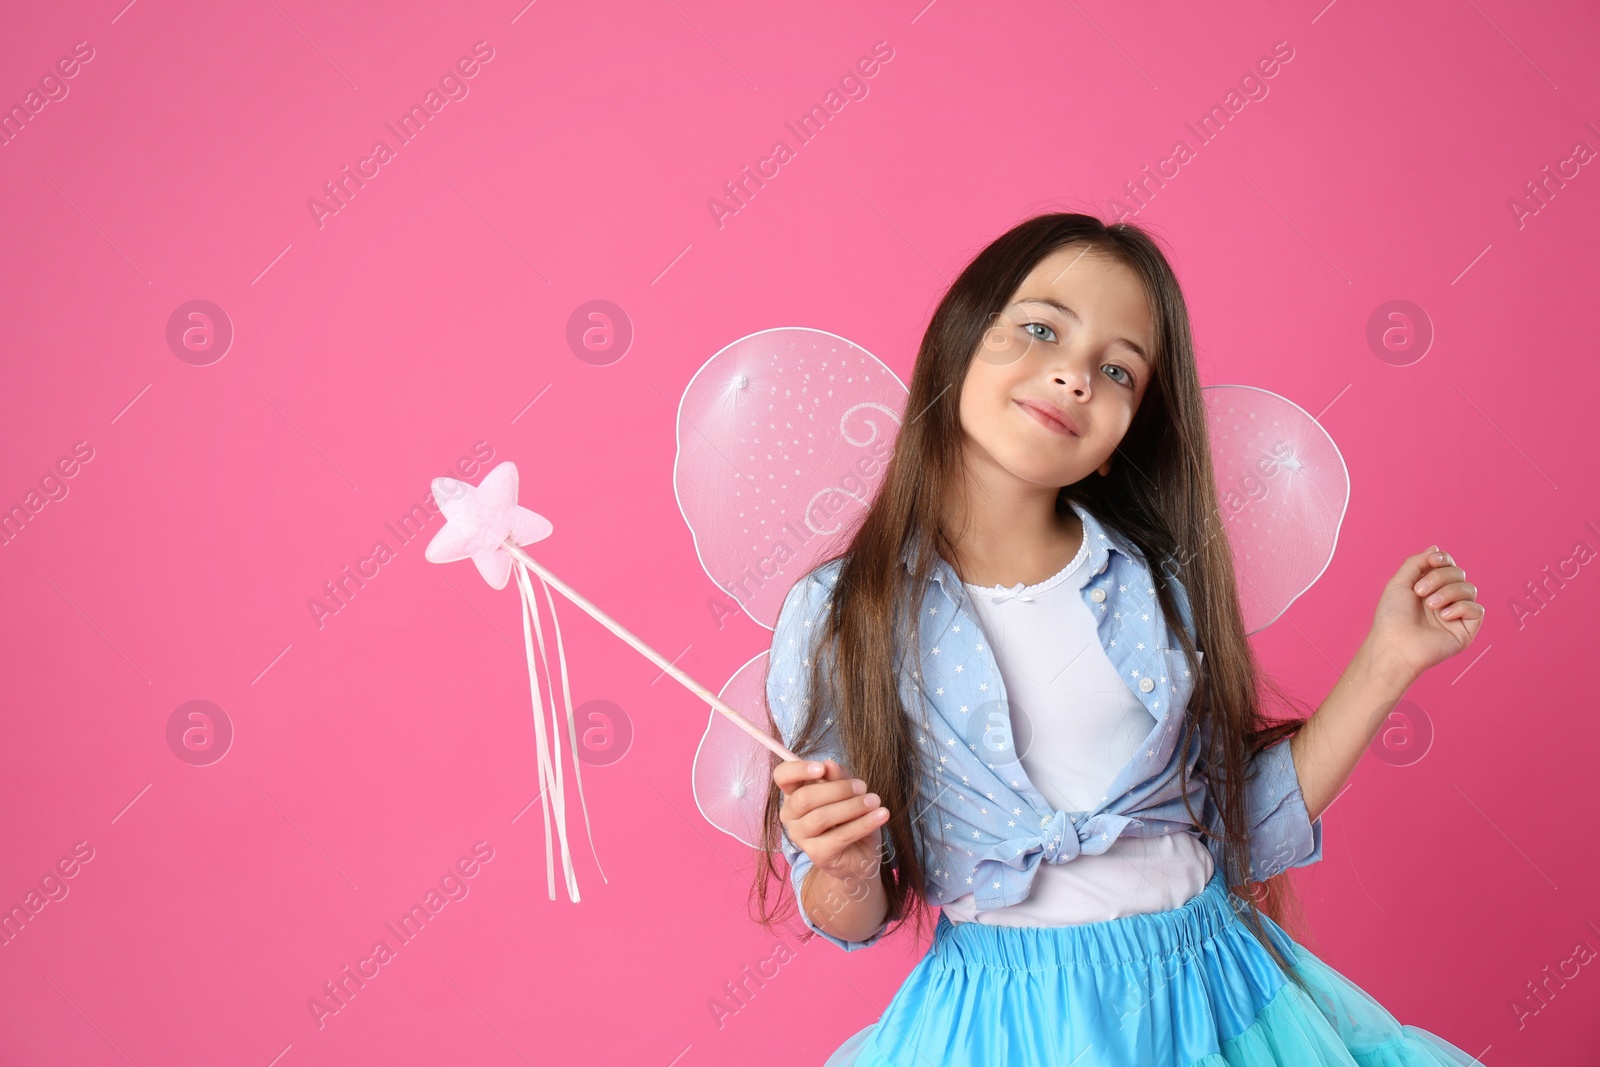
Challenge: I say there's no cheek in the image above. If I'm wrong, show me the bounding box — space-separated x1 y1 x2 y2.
958 375 1021 449
960 389 1002 444
1077 395 1135 451
960 363 1013 413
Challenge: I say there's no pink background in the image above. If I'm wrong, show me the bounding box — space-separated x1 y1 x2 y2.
2 0 1597 1063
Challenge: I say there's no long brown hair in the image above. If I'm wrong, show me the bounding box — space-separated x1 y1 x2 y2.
753 211 1323 988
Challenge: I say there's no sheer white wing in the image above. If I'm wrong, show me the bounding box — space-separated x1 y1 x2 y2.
673 327 909 630
690 653 775 849
677 328 908 847
1203 384 1350 635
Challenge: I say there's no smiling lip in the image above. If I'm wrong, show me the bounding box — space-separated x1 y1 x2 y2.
1016 398 1080 437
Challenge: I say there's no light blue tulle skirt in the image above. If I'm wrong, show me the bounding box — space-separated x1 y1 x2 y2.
823 866 1483 1067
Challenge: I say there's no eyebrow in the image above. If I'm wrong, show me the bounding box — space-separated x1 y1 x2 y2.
1014 297 1151 365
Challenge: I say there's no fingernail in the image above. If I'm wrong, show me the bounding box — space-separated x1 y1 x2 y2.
806 762 823 775
852 780 866 794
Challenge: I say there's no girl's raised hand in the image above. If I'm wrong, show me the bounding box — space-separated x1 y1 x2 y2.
1369 546 1483 681
774 757 891 883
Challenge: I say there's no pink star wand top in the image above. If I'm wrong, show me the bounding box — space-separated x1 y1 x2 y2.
423 461 801 903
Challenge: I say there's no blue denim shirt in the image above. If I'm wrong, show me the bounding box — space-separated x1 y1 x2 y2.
767 500 1324 951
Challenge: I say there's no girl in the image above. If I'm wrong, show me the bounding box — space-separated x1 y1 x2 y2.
756 213 1485 1066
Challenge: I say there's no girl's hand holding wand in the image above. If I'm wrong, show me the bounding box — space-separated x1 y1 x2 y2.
1289 546 1484 823
775 758 892 943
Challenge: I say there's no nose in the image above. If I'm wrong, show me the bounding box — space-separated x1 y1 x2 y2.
1046 338 1098 399
1052 363 1093 401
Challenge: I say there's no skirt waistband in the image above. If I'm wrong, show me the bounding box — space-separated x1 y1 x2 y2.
932 865 1256 970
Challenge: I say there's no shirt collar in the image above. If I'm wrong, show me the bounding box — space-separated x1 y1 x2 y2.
899 498 1141 600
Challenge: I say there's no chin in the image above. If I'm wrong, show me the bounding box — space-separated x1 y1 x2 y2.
999 451 1087 486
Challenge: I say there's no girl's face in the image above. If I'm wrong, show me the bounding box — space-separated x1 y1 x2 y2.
957 245 1155 490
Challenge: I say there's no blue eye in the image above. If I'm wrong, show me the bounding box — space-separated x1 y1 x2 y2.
1023 322 1057 342
1105 364 1136 388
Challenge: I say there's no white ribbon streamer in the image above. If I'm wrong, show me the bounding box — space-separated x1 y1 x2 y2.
512 558 607 902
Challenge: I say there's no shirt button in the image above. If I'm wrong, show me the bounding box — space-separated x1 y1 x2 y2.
1091 588 1106 603
1139 677 1155 693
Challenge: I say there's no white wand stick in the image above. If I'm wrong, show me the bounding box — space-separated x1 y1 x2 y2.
501 538 802 765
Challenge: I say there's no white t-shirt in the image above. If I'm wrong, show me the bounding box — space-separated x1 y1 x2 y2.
941 534 1214 927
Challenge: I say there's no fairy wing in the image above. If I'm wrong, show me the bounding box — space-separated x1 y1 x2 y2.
1202 385 1350 635
689 653 777 849
675 328 908 847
